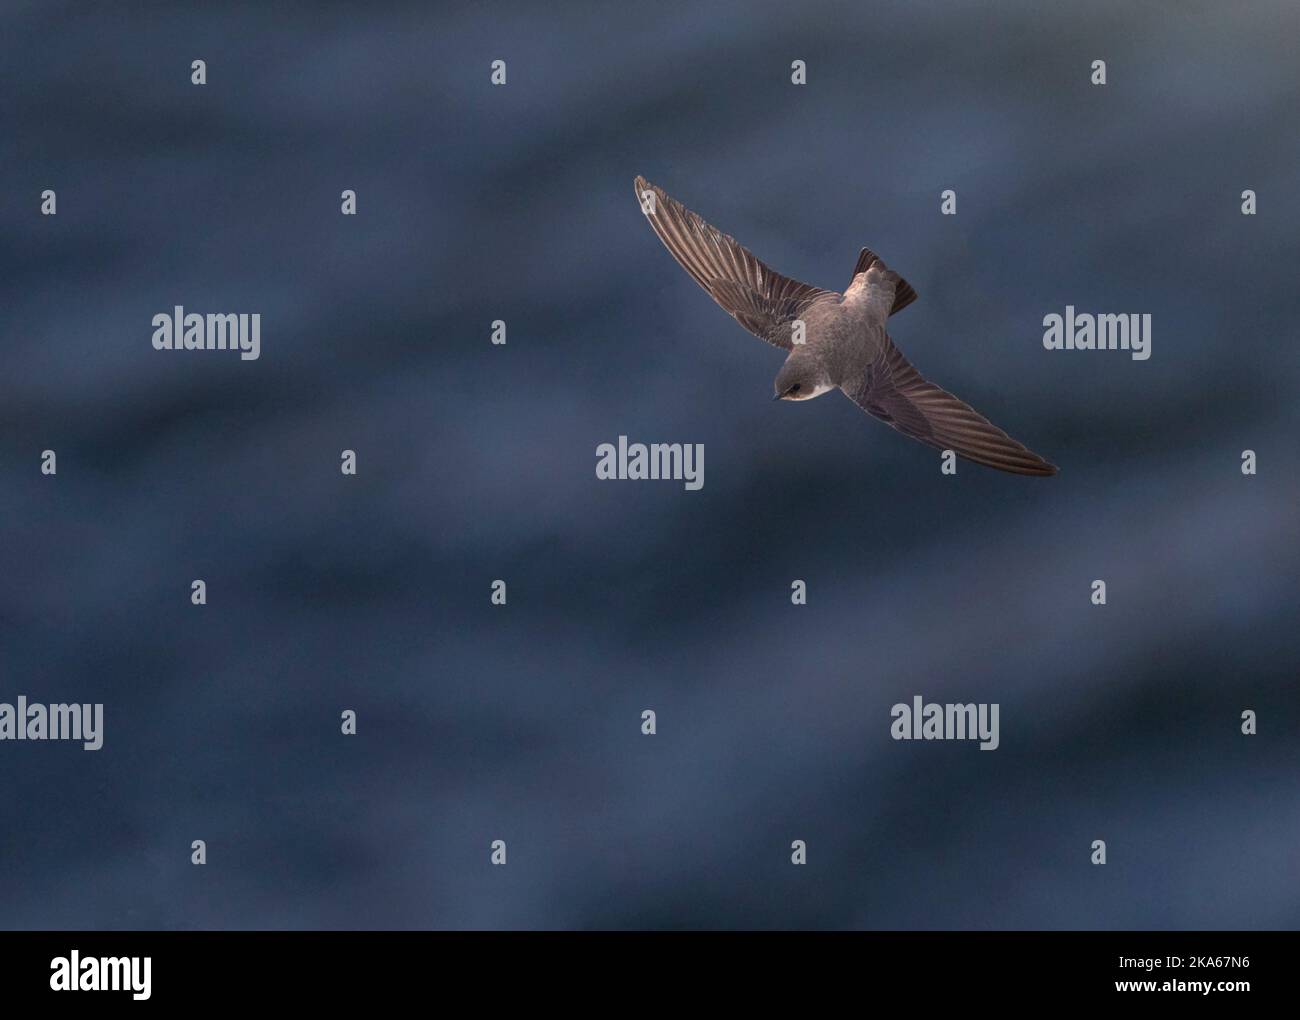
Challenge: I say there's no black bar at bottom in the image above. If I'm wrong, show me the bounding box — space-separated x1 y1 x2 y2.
0 930 1284 1006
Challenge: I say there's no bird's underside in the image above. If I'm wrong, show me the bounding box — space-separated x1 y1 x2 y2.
634 175 1058 476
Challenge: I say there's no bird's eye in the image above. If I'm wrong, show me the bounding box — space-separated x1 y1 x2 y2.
790 383 801 392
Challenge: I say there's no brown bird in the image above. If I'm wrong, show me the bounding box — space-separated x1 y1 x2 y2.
633 176 1057 476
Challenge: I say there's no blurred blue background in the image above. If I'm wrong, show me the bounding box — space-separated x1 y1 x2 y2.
1 0 1297 929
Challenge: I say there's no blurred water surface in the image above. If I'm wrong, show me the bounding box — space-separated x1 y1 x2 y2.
0 1 1297 928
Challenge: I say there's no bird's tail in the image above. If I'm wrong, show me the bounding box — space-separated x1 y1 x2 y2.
848 248 918 316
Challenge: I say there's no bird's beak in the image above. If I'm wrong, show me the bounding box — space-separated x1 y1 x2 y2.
773 391 784 401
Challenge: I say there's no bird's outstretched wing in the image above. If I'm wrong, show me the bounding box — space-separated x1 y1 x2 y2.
634 176 838 351
844 337 1058 476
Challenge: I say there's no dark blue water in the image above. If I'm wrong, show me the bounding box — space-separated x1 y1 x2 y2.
1 0 1297 929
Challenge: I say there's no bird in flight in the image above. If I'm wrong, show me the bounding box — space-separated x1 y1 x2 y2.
633 176 1057 476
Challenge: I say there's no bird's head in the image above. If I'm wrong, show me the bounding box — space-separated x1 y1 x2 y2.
773 356 832 401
